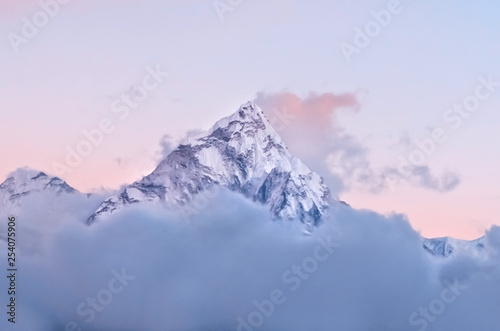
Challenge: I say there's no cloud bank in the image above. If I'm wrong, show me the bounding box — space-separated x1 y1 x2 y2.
1 189 499 331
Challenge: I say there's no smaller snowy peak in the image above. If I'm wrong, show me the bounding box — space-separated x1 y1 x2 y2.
0 167 77 201
423 236 486 258
208 101 261 134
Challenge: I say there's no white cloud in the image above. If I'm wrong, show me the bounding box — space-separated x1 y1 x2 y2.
1 189 499 330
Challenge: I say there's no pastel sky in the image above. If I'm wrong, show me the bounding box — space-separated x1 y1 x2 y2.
1 0 499 239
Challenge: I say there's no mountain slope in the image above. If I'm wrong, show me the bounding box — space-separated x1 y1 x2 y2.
88 102 333 225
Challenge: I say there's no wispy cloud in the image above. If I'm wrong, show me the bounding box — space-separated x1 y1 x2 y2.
255 91 462 195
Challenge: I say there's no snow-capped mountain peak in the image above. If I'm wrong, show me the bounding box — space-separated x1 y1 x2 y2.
88 102 333 225
0 167 84 224
0 167 76 200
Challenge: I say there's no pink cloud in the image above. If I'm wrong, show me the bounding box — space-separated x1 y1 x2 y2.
255 91 359 135
254 91 461 197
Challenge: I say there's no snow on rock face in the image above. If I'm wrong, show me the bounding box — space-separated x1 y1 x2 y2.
88 102 334 225
422 236 486 258
0 167 106 248
0 167 85 238
0 167 75 200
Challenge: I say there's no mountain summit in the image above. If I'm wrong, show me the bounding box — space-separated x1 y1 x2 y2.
0 167 88 232
87 102 333 225
0 167 78 217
